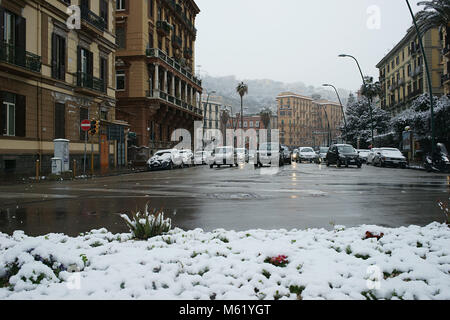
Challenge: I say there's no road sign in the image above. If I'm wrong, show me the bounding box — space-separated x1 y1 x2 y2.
81 120 91 132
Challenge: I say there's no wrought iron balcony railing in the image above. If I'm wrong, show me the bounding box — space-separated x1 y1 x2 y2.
81 6 107 31
145 47 202 86
76 72 105 92
0 41 41 73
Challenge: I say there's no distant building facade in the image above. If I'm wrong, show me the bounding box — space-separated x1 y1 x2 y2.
276 92 343 148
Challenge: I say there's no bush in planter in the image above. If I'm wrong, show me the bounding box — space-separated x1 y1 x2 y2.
120 204 172 240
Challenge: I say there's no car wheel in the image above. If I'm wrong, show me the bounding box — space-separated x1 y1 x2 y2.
337 159 341 168
326 160 330 167
380 161 385 168
357 164 362 168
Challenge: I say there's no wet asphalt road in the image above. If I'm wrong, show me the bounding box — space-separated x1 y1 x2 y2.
0 163 449 236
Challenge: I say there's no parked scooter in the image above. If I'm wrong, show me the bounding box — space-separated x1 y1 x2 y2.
424 143 450 173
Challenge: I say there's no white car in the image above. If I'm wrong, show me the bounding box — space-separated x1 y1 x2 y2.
235 148 249 164
179 149 194 167
209 146 237 168
147 149 182 170
357 149 371 163
194 151 211 165
298 147 319 163
366 148 381 165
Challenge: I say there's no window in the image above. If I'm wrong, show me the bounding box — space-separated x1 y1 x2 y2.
101 110 108 120
77 46 93 87
54 103 65 139
0 92 25 137
100 57 107 92
116 70 125 91
117 0 125 11
249 121 253 128
116 25 126 49
149 0 154 19
51 33 66 80
100 0 108 25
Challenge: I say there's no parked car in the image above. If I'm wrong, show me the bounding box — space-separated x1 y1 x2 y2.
147 149 182 171
373 148 407 168
357 149 371 164
254 142 285 168
317 147 329 164
194 150 211 165
326 144 362 168
179 149 194 167
235 148 249 164
366 148 381 165
298 147 319 163
292 149 300 162
209 146 237 168
281 145 292 164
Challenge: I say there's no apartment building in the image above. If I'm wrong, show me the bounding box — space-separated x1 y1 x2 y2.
0 0 127 176
312 99 344 147
115 0 203 155
201 95 230 131
376 26 443 116
276 93 343 148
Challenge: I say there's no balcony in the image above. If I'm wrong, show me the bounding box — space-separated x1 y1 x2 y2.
145 48 202 87
156 20 172 36
163 0 197 36
172 35 182 49
81 6 107 31
0 41 41 73
76 72 105 93
411 66 423 77
145 89 202 116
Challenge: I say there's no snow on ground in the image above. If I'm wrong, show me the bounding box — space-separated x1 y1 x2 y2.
0 223 449 300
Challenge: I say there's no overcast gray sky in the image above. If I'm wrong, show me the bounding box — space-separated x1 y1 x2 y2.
195 0 422 92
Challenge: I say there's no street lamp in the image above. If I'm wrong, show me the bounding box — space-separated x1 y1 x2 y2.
203 90 216 149
323 84 348 143
338 53 375 147
405 0 435 156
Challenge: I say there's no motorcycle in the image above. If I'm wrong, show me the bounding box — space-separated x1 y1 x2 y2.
424 143 450 173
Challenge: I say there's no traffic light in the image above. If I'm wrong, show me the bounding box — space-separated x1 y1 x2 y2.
89 120 100 135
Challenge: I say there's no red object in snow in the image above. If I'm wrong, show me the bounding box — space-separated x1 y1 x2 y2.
365 231 384 240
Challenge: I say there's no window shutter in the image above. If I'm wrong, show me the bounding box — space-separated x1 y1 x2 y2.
59 37 66 80
15 94 26 137
0 8 4 42
51 33 58 78
15 16 26 67
76 46 81 86
0 92 5 135
88 51 93 76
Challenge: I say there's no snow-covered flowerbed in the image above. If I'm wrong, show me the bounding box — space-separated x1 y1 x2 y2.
1 223 449 300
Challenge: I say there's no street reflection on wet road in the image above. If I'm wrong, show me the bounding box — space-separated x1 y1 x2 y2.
0 164 449 236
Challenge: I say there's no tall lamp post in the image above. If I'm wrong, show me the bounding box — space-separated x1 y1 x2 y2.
405 0 435 155
203 90 216 150
338 53 374 147
323 84 348 143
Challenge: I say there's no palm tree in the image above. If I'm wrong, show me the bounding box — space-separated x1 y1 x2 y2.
220 109 230 145
360 76 381 101
360 76 381 146
260 108 272 141
415 0 450 33
236 82 248 130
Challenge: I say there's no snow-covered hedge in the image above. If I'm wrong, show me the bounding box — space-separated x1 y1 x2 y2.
0 223 449 300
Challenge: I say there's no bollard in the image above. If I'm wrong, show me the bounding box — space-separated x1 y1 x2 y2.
73 159 77 179
36 160 40 181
